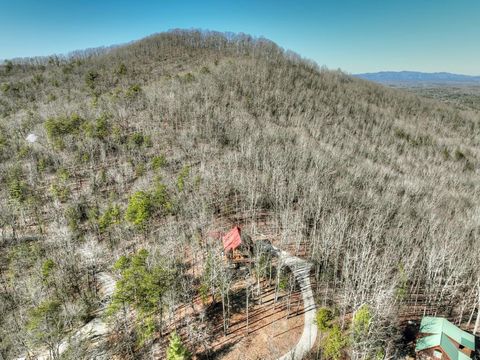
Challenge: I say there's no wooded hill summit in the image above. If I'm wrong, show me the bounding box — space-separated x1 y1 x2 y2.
1 30 479 360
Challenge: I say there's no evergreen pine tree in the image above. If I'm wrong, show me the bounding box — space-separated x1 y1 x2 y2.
167 332 191 360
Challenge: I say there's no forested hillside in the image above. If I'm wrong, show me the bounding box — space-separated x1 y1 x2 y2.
1 30 479 359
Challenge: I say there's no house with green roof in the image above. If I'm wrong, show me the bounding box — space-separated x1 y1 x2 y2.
415 317 475 360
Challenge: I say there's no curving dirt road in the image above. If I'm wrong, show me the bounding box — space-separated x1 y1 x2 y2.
271 246 318 360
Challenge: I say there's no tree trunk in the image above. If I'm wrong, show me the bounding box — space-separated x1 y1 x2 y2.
474 282 480 335
222 291 227 336
246 283 249 335
474 307 480 335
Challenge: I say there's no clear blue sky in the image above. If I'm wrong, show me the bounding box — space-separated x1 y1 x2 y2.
1 0 479 75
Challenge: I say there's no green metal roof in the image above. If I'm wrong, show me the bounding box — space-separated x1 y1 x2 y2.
420 317 475 350
415 317 475 360
416 333 442 351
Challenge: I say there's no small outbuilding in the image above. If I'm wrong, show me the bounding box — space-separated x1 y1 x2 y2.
415 317 475 360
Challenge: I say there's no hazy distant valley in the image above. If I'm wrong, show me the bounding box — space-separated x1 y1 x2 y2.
354 71 480 111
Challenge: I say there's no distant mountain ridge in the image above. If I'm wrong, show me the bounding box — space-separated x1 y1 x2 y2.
354 71 480 85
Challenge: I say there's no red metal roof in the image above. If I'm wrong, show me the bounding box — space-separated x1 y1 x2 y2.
222 226 242 252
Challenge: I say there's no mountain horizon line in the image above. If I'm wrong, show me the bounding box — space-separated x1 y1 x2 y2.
354 70 480 84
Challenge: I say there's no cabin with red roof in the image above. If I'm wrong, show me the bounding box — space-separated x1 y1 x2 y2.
221 226 253 264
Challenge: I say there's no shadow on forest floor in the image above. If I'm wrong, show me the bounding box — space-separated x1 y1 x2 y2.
396 320 419 358
474 335 480 360
196 341 236 359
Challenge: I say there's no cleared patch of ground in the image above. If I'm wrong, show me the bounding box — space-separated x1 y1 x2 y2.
201 280 304 360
